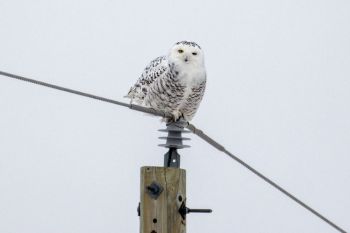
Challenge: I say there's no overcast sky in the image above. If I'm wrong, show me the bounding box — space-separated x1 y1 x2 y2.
0 0 349 232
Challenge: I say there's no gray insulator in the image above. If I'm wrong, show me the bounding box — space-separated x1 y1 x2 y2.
159 118 191 168
158 119 191 149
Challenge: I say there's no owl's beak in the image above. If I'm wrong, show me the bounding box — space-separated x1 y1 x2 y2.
184 56 189 62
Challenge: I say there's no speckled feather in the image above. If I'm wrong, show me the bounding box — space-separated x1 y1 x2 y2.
126 41 206 122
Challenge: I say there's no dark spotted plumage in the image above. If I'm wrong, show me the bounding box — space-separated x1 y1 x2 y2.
126 41 206 122
175 41 201 49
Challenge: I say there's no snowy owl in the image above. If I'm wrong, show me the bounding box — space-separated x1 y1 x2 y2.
126 41 206 122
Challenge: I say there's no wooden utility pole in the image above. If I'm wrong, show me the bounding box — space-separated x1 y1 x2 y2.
140 167 186 233
139 120 211 233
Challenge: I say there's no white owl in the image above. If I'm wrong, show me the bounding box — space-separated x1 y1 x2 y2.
126 41 206 122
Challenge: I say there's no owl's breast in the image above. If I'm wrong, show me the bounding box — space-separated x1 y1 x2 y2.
177 66 206 85
176 69 205 101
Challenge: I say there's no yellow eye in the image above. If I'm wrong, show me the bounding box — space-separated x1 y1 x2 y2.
192 52 197 55
178 49 184 53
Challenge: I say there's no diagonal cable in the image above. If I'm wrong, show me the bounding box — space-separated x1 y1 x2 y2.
0 70 171 118
186 123 347 233
0 70 347 233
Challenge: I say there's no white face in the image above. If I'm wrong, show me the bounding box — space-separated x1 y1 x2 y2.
168 42 204 67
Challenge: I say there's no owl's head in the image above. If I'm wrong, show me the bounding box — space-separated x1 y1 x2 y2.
168 41 204 67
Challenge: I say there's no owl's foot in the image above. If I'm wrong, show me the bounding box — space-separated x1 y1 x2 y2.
164 111 181 123
165 114 187 125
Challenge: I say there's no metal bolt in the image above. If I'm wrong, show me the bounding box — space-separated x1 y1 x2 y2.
146 182 163 200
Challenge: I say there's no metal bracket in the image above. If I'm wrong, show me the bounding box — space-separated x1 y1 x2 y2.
164 148 181 167
137 202 140 216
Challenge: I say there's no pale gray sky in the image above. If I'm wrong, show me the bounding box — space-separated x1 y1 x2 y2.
0 0 349 232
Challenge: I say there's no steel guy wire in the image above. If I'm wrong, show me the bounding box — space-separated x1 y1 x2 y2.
187 123 346 233
0 70 347 233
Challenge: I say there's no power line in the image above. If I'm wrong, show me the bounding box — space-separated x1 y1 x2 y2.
0 70 347 233
187 124 346 233
0 70 171 118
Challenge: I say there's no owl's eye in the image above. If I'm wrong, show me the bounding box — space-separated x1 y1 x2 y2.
178 49 184 53
192 52 198 56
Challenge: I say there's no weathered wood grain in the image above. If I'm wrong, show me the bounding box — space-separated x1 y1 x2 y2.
140 167 186 233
